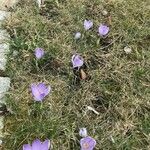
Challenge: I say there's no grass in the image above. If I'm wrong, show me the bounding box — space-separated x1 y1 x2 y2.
2 0 150 149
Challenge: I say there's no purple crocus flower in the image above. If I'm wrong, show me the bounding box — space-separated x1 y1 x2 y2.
84 20 93 30
80 136 96 150
75 32 81 39
23 139 50 150
35 48 44 59
31 83 51 101
98 24 109 36
71 54 84 68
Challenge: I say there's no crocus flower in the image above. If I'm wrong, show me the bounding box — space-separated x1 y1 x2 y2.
98 24 109 36
71 54 84 68
80 136 96 150
84 20 93 30
31 83 51 101
23 139 50 150
79 128 88 137
35 48 44 59
75 32 81 39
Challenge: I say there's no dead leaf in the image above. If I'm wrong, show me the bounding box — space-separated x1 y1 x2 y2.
80 69 87 80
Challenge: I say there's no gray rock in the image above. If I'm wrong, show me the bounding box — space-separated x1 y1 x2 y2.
0 0 18 11
0 77 10 100
0 57 7 70
0 43 9 70
0 30 10 43
0 51 8 71
0 10 10 21
0 43 9 53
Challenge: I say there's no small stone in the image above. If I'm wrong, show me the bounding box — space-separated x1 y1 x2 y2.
74 32 81 39
102 10 108 16
124 46 132 54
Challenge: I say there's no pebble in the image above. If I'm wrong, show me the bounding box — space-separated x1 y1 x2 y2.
124 46 132 54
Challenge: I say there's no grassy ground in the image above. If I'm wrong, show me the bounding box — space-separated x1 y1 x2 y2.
2 0 150 149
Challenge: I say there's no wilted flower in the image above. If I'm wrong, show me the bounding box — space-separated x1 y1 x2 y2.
80 136 96 150
31 83 51 101
124 46 132 54
98 24 109 36
79 128 88 137
23 139 50 150
84 20 93 30
75 32 81 39
35 48 44 59
71 54 84 68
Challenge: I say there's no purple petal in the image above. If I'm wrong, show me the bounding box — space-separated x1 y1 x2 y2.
84 20 93 30
23 144 32 150
80 136 96 150
35 48 44 59
41 140 50 150
75 32 81 39
31 83 51 101
98 24 109 36
71 54 84 68
37 83 51 96
31 84 43 101
32 139 42 150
